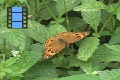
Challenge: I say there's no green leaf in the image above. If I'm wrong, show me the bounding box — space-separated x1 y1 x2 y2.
116 10 120 21
66 55 92 73
66 55 81 67
52 58 68 67
48 24 67 37
5 29 30 51
101 10 110 25
50 18 65 24
0 27 31 51
73 0 105 31
56 0 82 16
0 71 5 77
22 61 58 80
82 11 101 31
28 0 42 18
0 0 6 4
59 74 100 80
62 17 86 30
7 50 42 77
77 37 99 61
0 27 4 49
99 31 111 36
74 0 105 11
99 69 120 80
67 71 82 75
26 20 67 44
40 1 58 19
30 43 44 59
4 57 17 67
80 60 93 73
91 45 120 62
41 0 82 19
105 3 120 21
30 43 43 55
105 44 120 52
17 0 27 3
0 9 7 27
4 68 14 73
25 20 48 43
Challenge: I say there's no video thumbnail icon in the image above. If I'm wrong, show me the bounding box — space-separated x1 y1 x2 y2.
7 7 28 29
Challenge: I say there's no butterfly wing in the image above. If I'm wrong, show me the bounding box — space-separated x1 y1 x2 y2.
55 31 90 43
43 37 66 59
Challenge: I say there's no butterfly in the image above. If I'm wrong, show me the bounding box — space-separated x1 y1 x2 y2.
42 31 90 59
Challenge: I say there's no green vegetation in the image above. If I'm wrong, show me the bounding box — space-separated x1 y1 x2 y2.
0 0 120 80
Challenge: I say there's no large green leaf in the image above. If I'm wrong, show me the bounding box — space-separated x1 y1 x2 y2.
28 0 42 19
77 37 99 61
22 61 58 80
26 20 67 43
48 24 67 37
73 0 105 31
105 44 120 52
41 0 81 19
66 55 93 73
99 69 120 80
59 74 100 80
66 55 81 67
5 29 31 52
62 17 86 30
17 0 27 3
6 50 42 77
91 44 120 62
0 0 6 4
81 11 101 31
25 20 48 43
0 9 7 27
30 43 44 60
56 0 82 16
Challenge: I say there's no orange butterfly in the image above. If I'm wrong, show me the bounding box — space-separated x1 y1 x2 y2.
42 31 90 59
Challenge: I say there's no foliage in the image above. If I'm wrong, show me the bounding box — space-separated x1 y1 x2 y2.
0 0 120 80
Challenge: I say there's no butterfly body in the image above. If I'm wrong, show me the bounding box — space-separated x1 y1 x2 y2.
42 31 90 59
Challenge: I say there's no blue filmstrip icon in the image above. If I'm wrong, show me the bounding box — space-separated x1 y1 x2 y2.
7 7 28 29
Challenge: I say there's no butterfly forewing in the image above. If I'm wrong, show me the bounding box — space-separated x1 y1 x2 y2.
55 31 90 43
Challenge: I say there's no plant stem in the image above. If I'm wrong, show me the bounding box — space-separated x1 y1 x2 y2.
63 0 70 31
35 0 38 20
3 38 6 61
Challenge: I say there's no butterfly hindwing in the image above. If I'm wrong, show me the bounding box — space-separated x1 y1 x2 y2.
43 37 66 59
